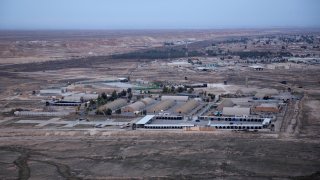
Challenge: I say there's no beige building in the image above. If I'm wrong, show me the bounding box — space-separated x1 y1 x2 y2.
123 97 155 112
222 107 251 116
217 99 235 111
255 103 279 113
148 100 175 113
161 95 189 102
99 99 127 111
175 100 199 115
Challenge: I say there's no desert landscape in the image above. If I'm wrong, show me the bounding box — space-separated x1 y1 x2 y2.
0 29 320 179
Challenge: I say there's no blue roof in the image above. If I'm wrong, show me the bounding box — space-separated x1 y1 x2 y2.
136 115 155 125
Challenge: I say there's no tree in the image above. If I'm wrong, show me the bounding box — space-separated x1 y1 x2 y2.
208 93 215 100
118 89 126 97
101 92 108 100
128 92 133 100
115 109 121 114
188 87 194 94
171 86 176 93
185 76 188 80
89 99 96 106
142 110 147 115
97 95 106 106
111 90 118 101
105 108 112 115
177 87 184 93
127 88 132 94
162 86 169 93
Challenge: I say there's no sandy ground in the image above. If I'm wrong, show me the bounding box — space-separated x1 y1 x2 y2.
0 132 319 179
0 64 320 179
1 30 320 179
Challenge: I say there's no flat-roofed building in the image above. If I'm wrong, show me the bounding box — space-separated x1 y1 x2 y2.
255 103 280 113
217 99 235 111
135 115 155 128
211 123 263 130
222 107 251 116
161 95 188 102
144 124 194 129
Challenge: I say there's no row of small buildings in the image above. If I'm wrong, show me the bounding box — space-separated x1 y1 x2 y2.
98 95 198 115
133 114 272 130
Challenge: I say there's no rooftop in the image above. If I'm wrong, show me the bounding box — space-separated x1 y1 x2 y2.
136 115 155 125
258 103 278 108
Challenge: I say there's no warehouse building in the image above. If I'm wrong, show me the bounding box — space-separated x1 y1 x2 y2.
144 124 194 129
134 115 193 129
155 115 183 120
161 95 188 102
123 101 146 112
210 118 271 130
134 115 155 128
40 88 67 96
217 99 235 111
14 111 70 117
46 101 81 106
199 116 266 122
222 107 251 116
175 100 199 115
141 97 155 105
255 103 280 113
148 100 175 113
63 93 98 101
123 97 155 112
211 123 264 130
99 99 127 111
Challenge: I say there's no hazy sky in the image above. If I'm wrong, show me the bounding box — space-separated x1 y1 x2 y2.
0 0 319 29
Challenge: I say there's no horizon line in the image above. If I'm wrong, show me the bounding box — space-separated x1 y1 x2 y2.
1 26 320 31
